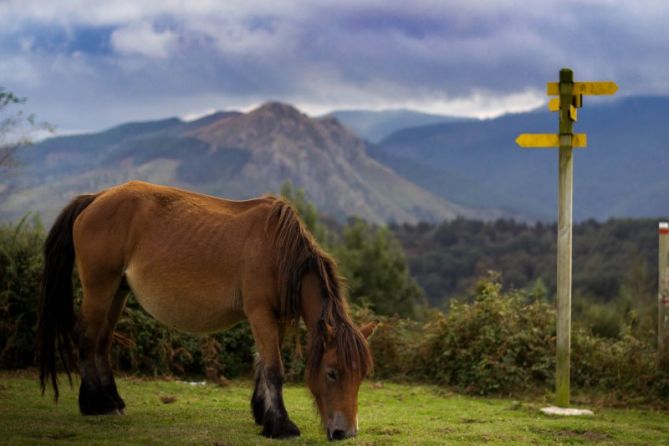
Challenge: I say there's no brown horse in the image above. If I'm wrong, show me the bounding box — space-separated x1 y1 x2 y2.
37 181 376 440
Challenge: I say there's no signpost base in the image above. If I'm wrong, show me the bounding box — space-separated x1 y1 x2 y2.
540 406 594 416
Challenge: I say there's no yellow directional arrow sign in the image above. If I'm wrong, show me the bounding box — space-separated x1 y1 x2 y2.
548 98 560 111
547 99 578 120
515 133 587 148
546 81 618 96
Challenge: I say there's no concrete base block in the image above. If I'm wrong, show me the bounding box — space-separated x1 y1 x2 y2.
540 406 594 416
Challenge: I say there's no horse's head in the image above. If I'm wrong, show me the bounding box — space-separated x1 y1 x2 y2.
307 321 377 441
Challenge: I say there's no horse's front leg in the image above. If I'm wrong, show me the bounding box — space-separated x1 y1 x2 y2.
247 308 300 438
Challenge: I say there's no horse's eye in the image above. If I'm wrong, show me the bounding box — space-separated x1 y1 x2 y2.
326 368 338 382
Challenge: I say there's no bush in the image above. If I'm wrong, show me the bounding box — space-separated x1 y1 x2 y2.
111 299 257 379
1 218 667 406
416 274 555 394
572 327 669 403
0 217 44 369
349 305 423 380
364 274 668 405
0 218 259 379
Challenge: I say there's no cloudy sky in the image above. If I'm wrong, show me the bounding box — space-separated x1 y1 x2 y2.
0 0 667 133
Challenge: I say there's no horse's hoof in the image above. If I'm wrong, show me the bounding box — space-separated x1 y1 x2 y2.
79 389 121 416
101 408 124 416
261 417 301 438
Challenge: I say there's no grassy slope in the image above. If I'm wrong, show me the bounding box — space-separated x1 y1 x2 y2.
0 372 667 445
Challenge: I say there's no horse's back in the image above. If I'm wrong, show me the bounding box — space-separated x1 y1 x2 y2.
73 181 278 333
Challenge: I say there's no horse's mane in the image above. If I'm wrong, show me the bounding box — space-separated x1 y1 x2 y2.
266 198 372 378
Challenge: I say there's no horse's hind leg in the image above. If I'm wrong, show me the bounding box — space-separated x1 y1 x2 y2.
95 282 129 412
247 306 300 438
76 275 125 415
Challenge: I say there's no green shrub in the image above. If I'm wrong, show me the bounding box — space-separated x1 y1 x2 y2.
110 296 257 379
349 305 423 380
572 327 669 403
0 218 259 379
416 275 555 394
0 217 44 369
1 218 668 405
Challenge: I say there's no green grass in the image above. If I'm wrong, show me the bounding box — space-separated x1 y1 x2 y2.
0 371 667 445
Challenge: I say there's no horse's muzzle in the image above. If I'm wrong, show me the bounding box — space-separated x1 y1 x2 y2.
327 428 355 441
327 412 356 441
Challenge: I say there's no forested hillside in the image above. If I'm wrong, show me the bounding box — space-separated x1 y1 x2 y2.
391 218 658 307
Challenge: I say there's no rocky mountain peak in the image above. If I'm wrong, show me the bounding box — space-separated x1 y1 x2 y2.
250 101 304 120
5 101 484 225
189 101 365 160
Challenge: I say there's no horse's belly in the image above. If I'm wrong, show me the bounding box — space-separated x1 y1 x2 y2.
125 267 245 334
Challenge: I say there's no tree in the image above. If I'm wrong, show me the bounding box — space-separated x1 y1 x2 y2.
0 87 51 171
335 218 425 318
278 181 425 318
279 181 331 246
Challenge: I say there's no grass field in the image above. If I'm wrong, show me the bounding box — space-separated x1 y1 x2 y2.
0 371 667 445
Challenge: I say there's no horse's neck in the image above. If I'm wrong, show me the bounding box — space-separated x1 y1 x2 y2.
299 271 325 337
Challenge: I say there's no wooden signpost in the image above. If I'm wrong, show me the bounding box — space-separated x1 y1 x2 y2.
659 222 669 351
516 68 618 408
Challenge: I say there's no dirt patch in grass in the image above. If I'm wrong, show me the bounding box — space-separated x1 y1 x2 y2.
531 427 612 443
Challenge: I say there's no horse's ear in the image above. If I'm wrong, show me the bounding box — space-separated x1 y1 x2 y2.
319 319 334 345
359 321 378 340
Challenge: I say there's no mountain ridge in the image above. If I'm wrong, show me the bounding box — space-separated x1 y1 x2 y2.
1 102 499 225
370 95 669 221
328 108 471 143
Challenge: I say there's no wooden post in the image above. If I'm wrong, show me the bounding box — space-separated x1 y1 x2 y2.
555 68 574 408
659 222 669 351
517 69 617 410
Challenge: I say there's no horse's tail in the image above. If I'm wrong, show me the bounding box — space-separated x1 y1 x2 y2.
38 194 97 400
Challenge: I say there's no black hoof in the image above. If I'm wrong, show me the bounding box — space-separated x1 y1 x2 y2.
102 382 126 411
261 415 301 439
112 394 126 411
251 393 265 426
78 383 122 416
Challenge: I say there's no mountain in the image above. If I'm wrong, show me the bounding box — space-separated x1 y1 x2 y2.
328 109 470 143
370 96 669 221
0 102 496 225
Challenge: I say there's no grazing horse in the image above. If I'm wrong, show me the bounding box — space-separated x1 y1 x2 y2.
38 181 376 440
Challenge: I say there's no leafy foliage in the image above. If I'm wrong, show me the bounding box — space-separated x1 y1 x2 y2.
0 217 44 368
335 218 425 318
418 274 555 394
281 181 424 318
279 181 331 245
392 218 658 304
111 299 256 379
355 274 669 404
1 201 667 405
392 218 661 340
0 87 51 171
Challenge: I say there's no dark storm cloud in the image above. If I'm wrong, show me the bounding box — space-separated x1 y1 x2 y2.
0 1 667 131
